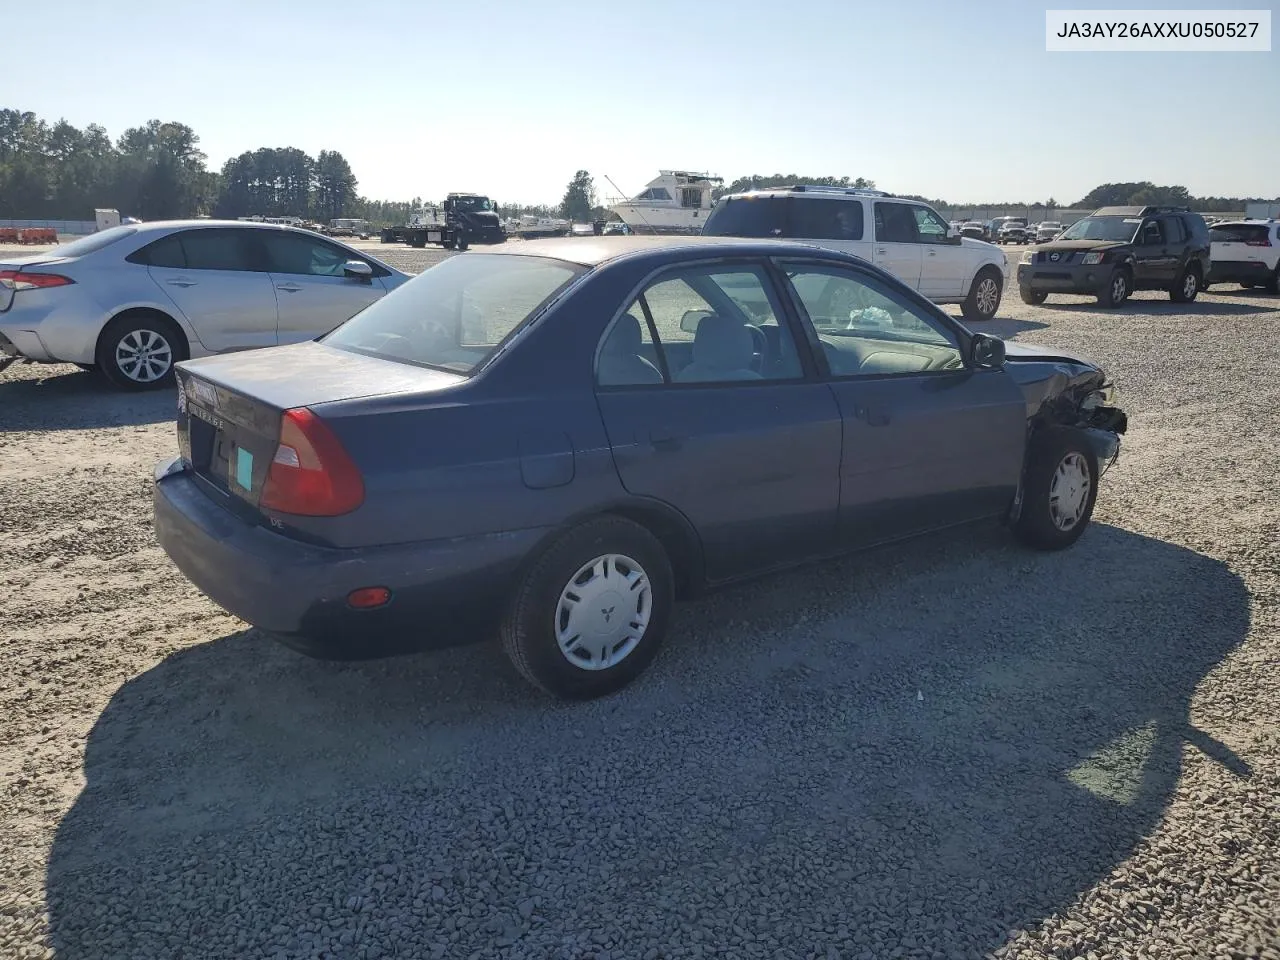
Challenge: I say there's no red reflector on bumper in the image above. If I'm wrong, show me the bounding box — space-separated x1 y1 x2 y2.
347 587 391 609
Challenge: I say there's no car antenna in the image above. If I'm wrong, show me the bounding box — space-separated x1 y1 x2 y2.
604 173 653 233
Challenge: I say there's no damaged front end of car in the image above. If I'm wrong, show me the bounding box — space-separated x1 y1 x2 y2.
1001 344 1128 523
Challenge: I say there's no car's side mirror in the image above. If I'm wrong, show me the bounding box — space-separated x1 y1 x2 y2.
946 224 961 239
343 260 373 281
970 333 1006 369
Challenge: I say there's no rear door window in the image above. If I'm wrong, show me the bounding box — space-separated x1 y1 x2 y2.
177 229 261 271
789 198 863 241
127 233 186 268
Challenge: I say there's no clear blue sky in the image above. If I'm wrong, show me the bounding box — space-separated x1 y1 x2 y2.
9 0 1278 205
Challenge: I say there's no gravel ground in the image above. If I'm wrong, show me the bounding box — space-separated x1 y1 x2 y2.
1 243 1278 960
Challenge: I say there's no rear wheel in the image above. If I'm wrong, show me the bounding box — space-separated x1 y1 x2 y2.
1170 263 1200 303
1020 288 1048 305
1265 266 1280 294
96 312 187 390
1097 268 1130 308
1014 427 1099 550
501 516 674 699
962 267 1003 321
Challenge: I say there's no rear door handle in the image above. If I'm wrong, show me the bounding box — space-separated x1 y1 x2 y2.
876 247 888 255
166 278 197 288
276 283 303 293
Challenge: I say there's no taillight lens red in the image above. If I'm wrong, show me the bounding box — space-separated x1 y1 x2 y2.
1245 238 1272 246
259 408 364 516
0 270 75 291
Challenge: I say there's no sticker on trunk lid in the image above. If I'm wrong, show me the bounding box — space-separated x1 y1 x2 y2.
233 447 253 490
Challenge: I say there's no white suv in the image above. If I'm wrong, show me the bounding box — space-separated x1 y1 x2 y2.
702 185 1008 320
1206 219 1280 292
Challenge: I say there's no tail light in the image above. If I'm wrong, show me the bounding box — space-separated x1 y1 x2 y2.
1245 238 1272 247
260 408 364 516
0 270 75 291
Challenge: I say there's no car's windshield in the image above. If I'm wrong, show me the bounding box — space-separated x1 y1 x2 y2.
323 254 582 374
50 225 137 258
1060 216 1141 242
453 196 493 212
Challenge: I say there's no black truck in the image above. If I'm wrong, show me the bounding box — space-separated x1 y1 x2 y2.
381 193 506 250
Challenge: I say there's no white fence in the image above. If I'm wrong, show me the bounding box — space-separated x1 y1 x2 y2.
0 219 97 235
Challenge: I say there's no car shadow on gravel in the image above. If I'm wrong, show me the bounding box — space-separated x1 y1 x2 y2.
46 523 1251 960
1043 298 1275 316
0 367 173 431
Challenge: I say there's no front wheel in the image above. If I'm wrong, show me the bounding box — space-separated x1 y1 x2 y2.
1020 288 1048 305
961 267 1003 321
1014 427 1100 550
1170 264 1200 303
501 517 674 699
1264 267 1280 294
456 235 469 252
1097 268 1130 308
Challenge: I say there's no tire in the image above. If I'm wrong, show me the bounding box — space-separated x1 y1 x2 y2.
1240 282 1256 289
1097 268 1130 308
961 267 1003 321
456 235 469 252
1265 267 1280 294
442 240 455 250
96 312 187 391
1020 288 1048 305
501 516 674 699
1014 427 1100 551
1170 263 1200 303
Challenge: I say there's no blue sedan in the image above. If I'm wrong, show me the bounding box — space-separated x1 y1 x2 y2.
153 237 1127 698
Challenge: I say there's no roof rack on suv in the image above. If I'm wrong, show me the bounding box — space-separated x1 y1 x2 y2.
1095 204 1192 217
783 184 890 197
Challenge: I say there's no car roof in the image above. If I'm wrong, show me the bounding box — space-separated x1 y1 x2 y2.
126 219 323 234
481 235 855 268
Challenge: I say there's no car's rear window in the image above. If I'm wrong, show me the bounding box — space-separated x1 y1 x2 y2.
322 253 583 374
50 225 137 258
1210 223 1270 243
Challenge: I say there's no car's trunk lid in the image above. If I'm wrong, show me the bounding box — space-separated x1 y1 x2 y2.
176 341 465 513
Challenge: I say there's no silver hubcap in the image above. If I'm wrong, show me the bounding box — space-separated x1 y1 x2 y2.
555 554 652 671
1112 275 1127 302
1049 452 1091 531
1183 272 1197 298
976 277 999 315
115 329 173 382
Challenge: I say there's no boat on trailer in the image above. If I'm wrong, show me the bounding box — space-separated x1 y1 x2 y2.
608 170 722 234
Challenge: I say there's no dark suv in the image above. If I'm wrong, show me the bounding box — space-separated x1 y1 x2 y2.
1016 206 1211 308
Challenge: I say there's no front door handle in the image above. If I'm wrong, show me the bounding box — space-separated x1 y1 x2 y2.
276 283 303 293
854 405 891 426
927 250 937 256
876 247 888 255
166 278 197 288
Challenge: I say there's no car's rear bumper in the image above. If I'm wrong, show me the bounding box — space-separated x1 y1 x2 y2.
1017 263 1111 294
152 459 550 659
1207 260 1273 284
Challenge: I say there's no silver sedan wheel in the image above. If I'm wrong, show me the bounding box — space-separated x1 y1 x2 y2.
1048 452 1091 531
114 329 174 383
1182 270 1198 300
554 553 652 671
975 276 1000 316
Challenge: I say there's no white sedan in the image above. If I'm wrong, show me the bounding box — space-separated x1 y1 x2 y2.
0 220 410 389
